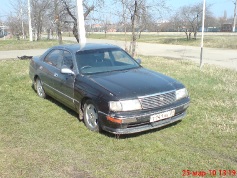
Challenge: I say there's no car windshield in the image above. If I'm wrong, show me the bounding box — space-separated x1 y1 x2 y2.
76 48 140 74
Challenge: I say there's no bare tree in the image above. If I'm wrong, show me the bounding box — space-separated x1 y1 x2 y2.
31 0 51 40
115 0 169 57
171 2 213 40
180 4 202 40
62 0 103 43
6 13 25 37
7 0 28 38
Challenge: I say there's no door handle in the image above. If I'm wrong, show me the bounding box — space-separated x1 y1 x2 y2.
54 73 58 77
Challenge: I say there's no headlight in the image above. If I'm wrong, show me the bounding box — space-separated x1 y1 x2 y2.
176 88 188 100
109 99 142 112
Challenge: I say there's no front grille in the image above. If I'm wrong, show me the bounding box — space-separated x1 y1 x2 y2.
139 91 176 110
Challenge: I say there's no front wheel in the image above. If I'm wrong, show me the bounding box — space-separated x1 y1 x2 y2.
35 78 46 99
83 100 100 132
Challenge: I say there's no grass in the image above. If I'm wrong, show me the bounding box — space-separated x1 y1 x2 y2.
0 38 74 51
1 33 236 51
87 33 237 49
0 57 237 177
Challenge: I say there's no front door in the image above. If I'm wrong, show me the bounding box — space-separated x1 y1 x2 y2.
53 50 75 110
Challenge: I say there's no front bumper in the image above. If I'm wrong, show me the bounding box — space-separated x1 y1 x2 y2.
99 98 190 134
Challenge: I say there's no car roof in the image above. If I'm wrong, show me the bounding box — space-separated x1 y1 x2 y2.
52 43 121 53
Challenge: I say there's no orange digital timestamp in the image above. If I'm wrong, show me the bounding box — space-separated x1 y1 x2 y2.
182 169 237 177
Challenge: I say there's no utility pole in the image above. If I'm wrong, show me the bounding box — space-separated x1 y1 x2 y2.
122 0 128 51
200 0 206 69
76 0 86 46
233 0 237 32
130 0 138 57
28 0 33 41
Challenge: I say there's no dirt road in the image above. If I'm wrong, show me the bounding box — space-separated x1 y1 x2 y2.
1 37 236 71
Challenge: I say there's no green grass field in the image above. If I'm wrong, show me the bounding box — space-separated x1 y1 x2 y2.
86 33 237 49
0 57 236 177
1 33 237 51
0 39 73 51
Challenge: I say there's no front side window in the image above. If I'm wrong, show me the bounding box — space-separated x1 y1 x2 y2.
76 48 139 74
44 49 74 70
62 51 74 69
44 49 63 68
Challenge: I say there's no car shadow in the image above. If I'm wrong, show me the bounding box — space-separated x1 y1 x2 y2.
101 121 181 139
31 81 78 118
46 96 79 119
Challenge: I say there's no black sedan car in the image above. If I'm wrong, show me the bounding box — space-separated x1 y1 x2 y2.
29 43 190 134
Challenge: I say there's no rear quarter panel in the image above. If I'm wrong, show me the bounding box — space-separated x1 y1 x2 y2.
29 56 41 81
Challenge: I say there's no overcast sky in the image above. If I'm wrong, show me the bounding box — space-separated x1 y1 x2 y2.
0 0 235 21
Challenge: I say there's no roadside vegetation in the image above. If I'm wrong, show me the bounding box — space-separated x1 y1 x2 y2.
86 33 237 49
1 33 237 51
0 38 74 51
0 57 236 178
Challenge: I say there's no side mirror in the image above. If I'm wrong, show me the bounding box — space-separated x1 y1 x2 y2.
136 58 142 64
61 65 75 75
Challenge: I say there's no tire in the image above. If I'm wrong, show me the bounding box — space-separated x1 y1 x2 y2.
35 78 46 99
83 100 100 132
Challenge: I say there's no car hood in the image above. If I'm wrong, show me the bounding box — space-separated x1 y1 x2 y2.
87 67 182 99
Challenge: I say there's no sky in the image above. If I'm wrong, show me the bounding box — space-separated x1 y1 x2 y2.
167 0 235 18
0 0 236 22
0 0 12 20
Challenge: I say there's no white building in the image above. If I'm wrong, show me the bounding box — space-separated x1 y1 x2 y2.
0 25 8 38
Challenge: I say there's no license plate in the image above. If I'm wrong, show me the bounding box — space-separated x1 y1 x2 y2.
150 110 175 122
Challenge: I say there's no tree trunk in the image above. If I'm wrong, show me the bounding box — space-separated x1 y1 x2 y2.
36 19 42 41
54 0 62 44
188 32 191 40
47 29 50 40
62 0 94 43
185 30 189 40
73 22 79 43
194 31 197 40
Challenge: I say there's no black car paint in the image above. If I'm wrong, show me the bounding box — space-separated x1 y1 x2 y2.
29 43 190 134
88 68 183 99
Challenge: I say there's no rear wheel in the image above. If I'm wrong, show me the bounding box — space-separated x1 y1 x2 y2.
35 78 46 99
83 100 100 132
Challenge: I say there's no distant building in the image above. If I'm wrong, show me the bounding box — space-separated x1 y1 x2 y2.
88 23 117 33
221 23 232 32
91 24 102 32
107 28 117 32
198 27 220 32
0 26 8 38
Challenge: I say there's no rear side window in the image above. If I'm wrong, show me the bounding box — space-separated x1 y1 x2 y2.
43 50 63 68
